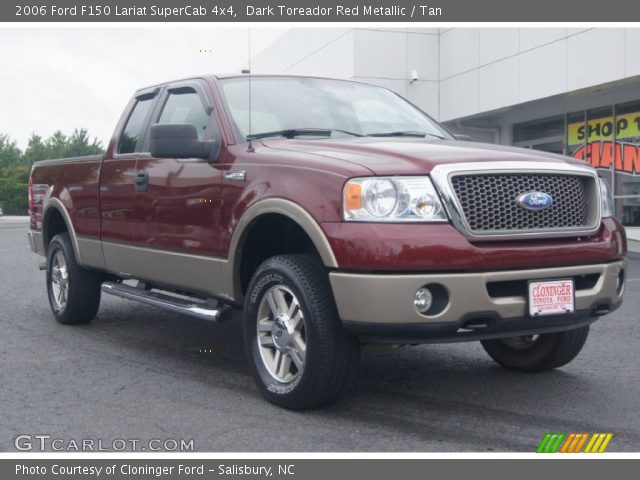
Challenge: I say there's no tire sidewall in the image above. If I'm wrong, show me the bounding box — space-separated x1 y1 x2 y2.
45 232 100 325
243 261 321 406
46 235 70 321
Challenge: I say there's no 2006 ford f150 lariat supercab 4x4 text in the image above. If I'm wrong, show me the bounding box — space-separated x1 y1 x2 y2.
28 75 627 409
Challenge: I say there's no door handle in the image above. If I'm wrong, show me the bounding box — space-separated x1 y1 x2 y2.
135 171 149 193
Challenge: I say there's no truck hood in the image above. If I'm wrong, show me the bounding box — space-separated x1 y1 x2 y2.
262 137 586 175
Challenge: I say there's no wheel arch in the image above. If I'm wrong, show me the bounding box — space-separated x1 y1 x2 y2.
42 199 84 266
225 199 338 302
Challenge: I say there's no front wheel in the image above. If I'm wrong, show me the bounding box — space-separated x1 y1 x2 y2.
480 326 590 372
243 255 359 410
46 233 102 325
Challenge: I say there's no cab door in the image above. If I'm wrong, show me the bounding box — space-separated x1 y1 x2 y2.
100 88 158 272
132 81 225 260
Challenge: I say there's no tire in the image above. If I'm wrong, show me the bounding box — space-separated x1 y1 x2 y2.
46 232 102 325
480 326 590 372
243 254 359 410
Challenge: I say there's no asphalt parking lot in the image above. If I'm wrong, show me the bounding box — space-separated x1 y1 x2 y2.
1 217 639 452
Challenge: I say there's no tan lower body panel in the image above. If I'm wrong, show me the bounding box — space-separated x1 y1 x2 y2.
30 232 234 301
329 261 626 325
101 241 231 300
77 237 106 270
29 231 106 270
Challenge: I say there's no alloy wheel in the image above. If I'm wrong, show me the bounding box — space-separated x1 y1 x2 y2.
50 250 69 312
256 285 307 383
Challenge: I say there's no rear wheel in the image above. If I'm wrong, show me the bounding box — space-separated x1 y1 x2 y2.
243 254 359 410
480 326 590 372
46 233 102 325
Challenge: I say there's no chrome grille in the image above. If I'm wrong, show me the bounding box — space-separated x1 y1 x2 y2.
449 173 596 234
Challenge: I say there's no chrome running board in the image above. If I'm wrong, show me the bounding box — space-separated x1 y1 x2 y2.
101 282 233 322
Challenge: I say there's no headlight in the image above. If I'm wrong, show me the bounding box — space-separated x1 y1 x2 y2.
343 176 447 222
599 177 614 218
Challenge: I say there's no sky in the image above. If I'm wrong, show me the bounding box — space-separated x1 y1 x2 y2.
0 26 287 150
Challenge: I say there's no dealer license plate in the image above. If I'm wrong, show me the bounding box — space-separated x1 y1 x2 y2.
528 279 575 317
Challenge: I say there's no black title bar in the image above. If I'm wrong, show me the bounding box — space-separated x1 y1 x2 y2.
4 459 640 480
3 0 640 22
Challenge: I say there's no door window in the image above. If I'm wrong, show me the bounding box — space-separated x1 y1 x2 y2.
118 98 154 154
158 89 210 140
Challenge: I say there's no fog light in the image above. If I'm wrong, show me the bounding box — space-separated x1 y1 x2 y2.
414 287 433 313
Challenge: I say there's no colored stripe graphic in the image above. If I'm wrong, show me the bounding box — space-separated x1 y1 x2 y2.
573 433 589 453
567 433 580 453
584 433 614 453
560 433 575 453
538 433 614 453
550 433 565 453
537 433 553 453
584 434 599 453
598 433 614 453
537 433 565 453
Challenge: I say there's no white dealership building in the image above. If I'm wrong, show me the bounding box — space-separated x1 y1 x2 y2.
252 27 640 237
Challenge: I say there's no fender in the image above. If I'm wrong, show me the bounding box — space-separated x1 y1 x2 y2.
223 198 339 301
42 198 86 266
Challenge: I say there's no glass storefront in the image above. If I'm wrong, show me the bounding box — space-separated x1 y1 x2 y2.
513 101 640 226
513 115 565 154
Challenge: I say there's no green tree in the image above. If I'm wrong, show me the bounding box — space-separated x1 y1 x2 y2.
0 134 21 165
0 129 105 215
0 134 24 214
22 134 46 164
65 128 103 158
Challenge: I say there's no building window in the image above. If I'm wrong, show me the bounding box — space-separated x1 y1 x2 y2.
515 103 640 227
568 104 640 225
513 116 565 154
566 111 586 158
613 101 640 226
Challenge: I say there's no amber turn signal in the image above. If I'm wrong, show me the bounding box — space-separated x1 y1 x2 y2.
344 182 362 211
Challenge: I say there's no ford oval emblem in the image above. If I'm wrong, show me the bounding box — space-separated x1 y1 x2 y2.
517 192 554 210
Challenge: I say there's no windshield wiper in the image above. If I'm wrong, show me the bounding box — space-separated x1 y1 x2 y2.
323 129 364 137
246 128 363 141
368 131 445 139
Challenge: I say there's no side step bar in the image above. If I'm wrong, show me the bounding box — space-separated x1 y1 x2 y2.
101 282 233 322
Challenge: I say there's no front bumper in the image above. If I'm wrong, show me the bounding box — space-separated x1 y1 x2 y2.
330 260 626 343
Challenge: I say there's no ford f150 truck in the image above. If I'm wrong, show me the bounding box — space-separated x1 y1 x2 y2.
28 75 627 410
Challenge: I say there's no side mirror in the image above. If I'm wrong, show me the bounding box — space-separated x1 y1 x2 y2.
149 124 220 161
454 134 473 142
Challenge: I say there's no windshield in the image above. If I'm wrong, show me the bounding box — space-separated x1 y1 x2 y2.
219 76 452 141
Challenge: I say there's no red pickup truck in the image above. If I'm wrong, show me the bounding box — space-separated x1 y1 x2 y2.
28 75 627 409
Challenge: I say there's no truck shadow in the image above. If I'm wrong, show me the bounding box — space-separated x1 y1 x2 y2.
86 299 640 451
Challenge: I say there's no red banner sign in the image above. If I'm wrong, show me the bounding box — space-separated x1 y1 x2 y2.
573 140 640 174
